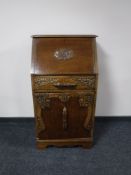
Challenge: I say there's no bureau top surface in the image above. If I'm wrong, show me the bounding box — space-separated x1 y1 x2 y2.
32 35 98 38
31 36 98 75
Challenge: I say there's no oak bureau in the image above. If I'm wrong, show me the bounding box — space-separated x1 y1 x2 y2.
31 35 98 149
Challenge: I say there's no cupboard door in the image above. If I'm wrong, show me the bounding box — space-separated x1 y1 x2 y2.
34 92 95 140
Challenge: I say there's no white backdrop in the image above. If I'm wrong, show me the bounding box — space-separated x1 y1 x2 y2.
0 0 131 117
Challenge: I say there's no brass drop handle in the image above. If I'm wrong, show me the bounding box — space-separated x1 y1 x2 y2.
62 106 67 130
54 82 77 88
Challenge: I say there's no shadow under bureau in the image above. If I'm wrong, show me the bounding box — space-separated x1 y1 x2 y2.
31 35 98 149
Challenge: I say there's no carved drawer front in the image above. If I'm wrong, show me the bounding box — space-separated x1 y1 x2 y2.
34 91 95 140
33 76 96 91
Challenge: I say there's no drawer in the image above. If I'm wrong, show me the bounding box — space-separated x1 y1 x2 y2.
32 75 96 91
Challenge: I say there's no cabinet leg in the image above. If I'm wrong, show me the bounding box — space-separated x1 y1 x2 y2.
36 142 48 150
36 140 93 149
82 142 93 149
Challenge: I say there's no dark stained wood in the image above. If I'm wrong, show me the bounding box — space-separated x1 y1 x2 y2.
31 37 97 75
31 35 98 149
34 91 94 140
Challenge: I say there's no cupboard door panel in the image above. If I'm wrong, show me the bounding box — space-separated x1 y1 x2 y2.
34 92 95 140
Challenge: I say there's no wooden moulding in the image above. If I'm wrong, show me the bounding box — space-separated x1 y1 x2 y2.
36 138 93 149
31 35 98 38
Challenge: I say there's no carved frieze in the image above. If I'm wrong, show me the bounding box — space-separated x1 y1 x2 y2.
34 76 96 89
58 94 70 103
34 77 58 89
35 92 94 108
35 93 50 109
76 77 95 89
79 94 94 107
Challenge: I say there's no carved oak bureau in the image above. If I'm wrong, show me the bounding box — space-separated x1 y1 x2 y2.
31 35 98 149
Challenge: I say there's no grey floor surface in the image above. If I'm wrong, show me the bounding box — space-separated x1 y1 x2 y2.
0 118 131 175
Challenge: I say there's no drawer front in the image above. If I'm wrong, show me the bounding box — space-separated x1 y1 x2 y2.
33 75 96 91
34 91 95 140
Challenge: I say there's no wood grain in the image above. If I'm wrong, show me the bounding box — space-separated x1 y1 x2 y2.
31 35 98 149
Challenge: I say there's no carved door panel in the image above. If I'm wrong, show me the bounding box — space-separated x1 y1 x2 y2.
34 92 95 140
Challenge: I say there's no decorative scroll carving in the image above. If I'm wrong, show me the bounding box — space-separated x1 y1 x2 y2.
78 94 94 130
36 106 46 133
79 94 94 107
34 92 95 132
34 77 58 89
84 106 93 130
76 77 95 89
35 93 70 132
35 93 51 133
58 94 70 103
54 48 74 60
34 76 96 89
35 93 50 109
